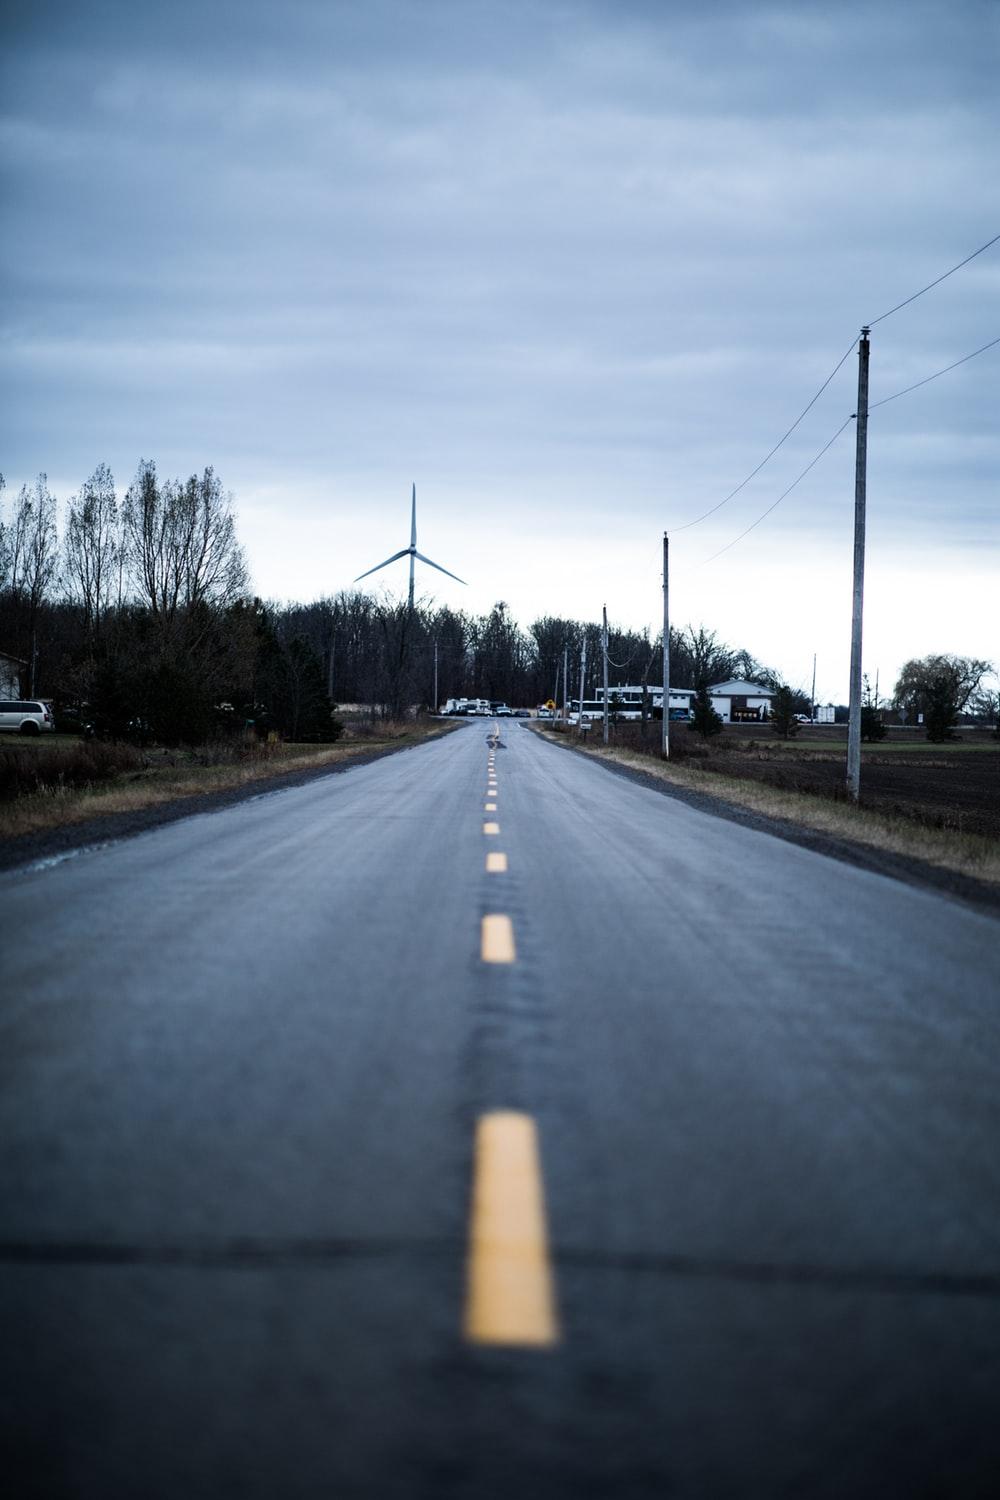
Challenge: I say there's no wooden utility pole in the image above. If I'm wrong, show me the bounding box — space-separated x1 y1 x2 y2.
602 604 610 745
661 533 670 757
810 653 817 721
847 329 870 803
578 635 587 734
563 645 569 723
433 638 439 713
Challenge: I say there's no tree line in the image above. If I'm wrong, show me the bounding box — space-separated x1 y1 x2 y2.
2 464 992 744
0 464 788 742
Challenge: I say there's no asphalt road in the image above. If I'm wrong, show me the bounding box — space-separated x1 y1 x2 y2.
2 721 999 1498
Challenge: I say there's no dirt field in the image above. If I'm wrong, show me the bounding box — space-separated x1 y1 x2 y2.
596 724 1000 838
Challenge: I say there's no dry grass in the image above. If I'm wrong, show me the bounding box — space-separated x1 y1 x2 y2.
550 735 1000 889
0 722 455 841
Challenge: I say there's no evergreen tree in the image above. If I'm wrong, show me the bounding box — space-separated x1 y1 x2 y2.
691 683 723 738
769 685 800 739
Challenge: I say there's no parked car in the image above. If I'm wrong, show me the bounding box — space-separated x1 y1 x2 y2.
513 709 531 718
0 699 55 734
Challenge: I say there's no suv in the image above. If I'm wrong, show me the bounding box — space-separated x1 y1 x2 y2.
0 700 55 734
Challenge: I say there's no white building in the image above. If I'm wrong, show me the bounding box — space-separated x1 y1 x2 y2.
594 680 774 723
706 679 776 723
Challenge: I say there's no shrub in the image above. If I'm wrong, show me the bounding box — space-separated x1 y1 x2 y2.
0 741 146 801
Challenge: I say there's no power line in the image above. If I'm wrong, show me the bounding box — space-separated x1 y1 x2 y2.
867 232 1000 328
700 330 999 563
671 338 856 533
674 231 999 535
700 417 855 565
870 334 1000 410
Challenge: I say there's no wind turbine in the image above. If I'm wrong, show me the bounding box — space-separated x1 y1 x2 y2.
354 483 466 610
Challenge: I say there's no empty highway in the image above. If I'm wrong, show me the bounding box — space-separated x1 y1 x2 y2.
2 721 999 1498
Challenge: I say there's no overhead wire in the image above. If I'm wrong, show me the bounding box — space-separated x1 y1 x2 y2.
866 232 1000 328
869 334 1000 410
670 338 857 533
702 330 999 564
674 230 999 535
700 418 855 565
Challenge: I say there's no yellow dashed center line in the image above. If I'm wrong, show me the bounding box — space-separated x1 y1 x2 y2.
486 852 508 873
484 802 497 812
483 821 500 835
481 914 516 962
464 1111 560 1347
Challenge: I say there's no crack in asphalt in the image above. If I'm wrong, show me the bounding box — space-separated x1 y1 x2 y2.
4 1238 999 1298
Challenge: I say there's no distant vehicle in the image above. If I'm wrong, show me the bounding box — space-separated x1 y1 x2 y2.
513 709 531 718
795 714 812 723
567 698 609 725
536 707 554 720
0 700 55 735
491 702 513 716
668 708 691 721
443 697 491 716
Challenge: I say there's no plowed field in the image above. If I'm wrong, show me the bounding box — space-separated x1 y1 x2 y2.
606 725 999 838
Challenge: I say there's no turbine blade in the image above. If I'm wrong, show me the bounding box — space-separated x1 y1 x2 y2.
410 483 417 548
354 548 410 583
413 550 467 585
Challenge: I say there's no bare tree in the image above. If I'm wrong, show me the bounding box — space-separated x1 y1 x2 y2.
0 473 9 593
63 462 120 638
122 461 248 627
10 474 59 693
893 655 992 725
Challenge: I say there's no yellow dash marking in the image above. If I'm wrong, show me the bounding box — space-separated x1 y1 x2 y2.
483 822 500 835
464 1111 559 1347
485 802 497 812
481 914 516 963
486 852 508 873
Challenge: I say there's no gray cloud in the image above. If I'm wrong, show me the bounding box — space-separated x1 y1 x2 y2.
1 0 997 691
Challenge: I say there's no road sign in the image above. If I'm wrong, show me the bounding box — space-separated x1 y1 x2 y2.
545 699 556 710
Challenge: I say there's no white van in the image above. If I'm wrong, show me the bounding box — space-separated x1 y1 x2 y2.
0 700 55 734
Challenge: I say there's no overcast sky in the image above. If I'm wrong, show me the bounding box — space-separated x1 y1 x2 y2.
2 0 997 699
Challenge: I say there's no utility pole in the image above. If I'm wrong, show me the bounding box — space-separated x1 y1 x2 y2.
602 604 610 745
847 328 870 804
810 653 817 722
563 645 569 724
433 638 439 713
578 635 587 734
661 533 670 757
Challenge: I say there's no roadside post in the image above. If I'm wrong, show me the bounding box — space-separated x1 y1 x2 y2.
578 636 588 736
602 604 610 746
661 533 670 758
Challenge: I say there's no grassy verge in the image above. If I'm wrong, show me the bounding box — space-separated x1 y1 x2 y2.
538 730 1000 889
0 722 455 842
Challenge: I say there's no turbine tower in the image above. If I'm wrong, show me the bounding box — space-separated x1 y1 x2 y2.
354 484 466 610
